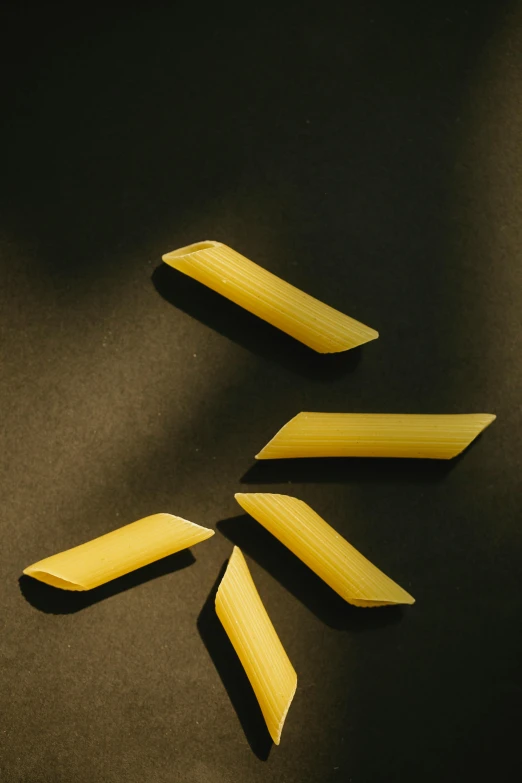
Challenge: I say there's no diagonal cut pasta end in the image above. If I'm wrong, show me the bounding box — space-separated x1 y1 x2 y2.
234 493 414 608
22 566 86 591
324 324 379 354
162 240 222 264
255 414 302 459
23 513 214 591
455 412 496 455
215 546 297 745
356 325 379 346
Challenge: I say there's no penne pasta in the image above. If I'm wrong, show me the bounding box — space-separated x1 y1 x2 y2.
23 513 214 590
235 493 414 607
256 412 496 460
215 546 297 745
162 241 378 353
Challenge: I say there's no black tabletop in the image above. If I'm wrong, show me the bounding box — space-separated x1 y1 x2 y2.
1 3 521 782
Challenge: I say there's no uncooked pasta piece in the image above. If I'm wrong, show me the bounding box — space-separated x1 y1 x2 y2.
162 241 378 353
23 514 214 590
215 546 297 744
235 493 414 608
256 412 496 460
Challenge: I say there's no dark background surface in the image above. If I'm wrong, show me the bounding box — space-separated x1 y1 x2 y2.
1 2 521 781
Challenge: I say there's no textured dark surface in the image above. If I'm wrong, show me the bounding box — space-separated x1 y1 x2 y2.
1 3 521 781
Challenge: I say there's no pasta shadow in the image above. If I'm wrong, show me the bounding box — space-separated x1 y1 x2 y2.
197 561 273 761
18 549 195 614
152 264 361 381
218 515 403 632
241 455 460 485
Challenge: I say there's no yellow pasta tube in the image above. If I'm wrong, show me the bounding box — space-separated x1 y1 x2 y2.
235 493 414 607
215 546 297 745
162 241 378 353
256 412 496 460
23 513 214 590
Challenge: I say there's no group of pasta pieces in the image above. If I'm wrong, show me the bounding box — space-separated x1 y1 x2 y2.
23 241 496 746
24 493 415 744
